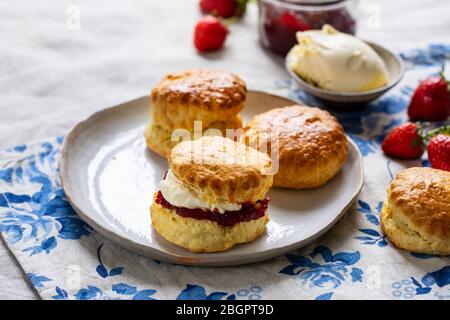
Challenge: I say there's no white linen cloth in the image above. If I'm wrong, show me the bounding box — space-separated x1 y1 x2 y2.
0 0 449 300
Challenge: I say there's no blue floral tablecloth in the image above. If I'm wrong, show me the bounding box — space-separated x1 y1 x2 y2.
0 44 449 300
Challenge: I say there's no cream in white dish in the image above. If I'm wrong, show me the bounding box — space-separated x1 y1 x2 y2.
159 169 242 213
287 25 389 93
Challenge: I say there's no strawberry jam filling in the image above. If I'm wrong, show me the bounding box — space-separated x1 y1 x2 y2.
155 191 269 227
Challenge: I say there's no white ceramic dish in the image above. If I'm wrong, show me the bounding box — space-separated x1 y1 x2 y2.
286 41 405 108
59 91 364 267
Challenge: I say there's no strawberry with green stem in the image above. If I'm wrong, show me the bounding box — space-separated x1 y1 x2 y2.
382 122 425 159
426 125 450 171
382 123 450 168
408 65 450 121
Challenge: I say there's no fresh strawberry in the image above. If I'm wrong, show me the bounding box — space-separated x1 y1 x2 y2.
382 122 425 159
280 12 311 31
427 128 450 171
407 70 450 121
194 16 228 52
200 0 238 18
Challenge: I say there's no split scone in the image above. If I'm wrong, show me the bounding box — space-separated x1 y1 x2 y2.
150 136 273 253
145 69 246 157
381 167 450 255
243 105 348 189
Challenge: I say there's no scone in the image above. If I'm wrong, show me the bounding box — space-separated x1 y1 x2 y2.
243 105 348 189
145 69 246 157
150 136 273 253
381 167 450 255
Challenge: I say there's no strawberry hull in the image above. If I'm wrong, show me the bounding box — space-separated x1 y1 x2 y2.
408 76 450 121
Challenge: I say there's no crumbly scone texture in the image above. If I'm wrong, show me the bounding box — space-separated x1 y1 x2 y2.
151 69 246 129
144 123 173 158
146 70 246 157
144 115 243 158
169 136 273 204
150 195 269 253
243 105 348 189
381 167 450 255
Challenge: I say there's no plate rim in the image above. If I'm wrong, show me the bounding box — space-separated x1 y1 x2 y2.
59 91 364 267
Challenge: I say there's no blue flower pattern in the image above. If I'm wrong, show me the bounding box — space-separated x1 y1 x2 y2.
52 283 158 300
0 138 91 257
27 273 51 288
354 200 388 247
0 45 449 300
47 245 157 300
176 284 236 300
315 292 334 300
175 284 261 300
400 43 450 67
392 266 450 299
280 246 364 295
95 244 123 278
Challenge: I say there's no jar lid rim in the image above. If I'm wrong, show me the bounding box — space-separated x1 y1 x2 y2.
281 0 345 4
263 0 350 9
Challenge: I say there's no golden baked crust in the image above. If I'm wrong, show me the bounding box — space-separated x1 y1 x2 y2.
381 167 450 255
150 194 268 253
169 136 273 204
152 69 246 110
243 105 348 189
146 70 246 158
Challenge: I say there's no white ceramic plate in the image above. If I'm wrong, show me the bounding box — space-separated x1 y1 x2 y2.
59 91 364 267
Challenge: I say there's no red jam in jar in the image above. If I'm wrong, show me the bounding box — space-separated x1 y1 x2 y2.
259 0 357 56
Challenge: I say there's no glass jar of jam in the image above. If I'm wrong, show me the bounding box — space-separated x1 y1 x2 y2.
259 0 358 56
